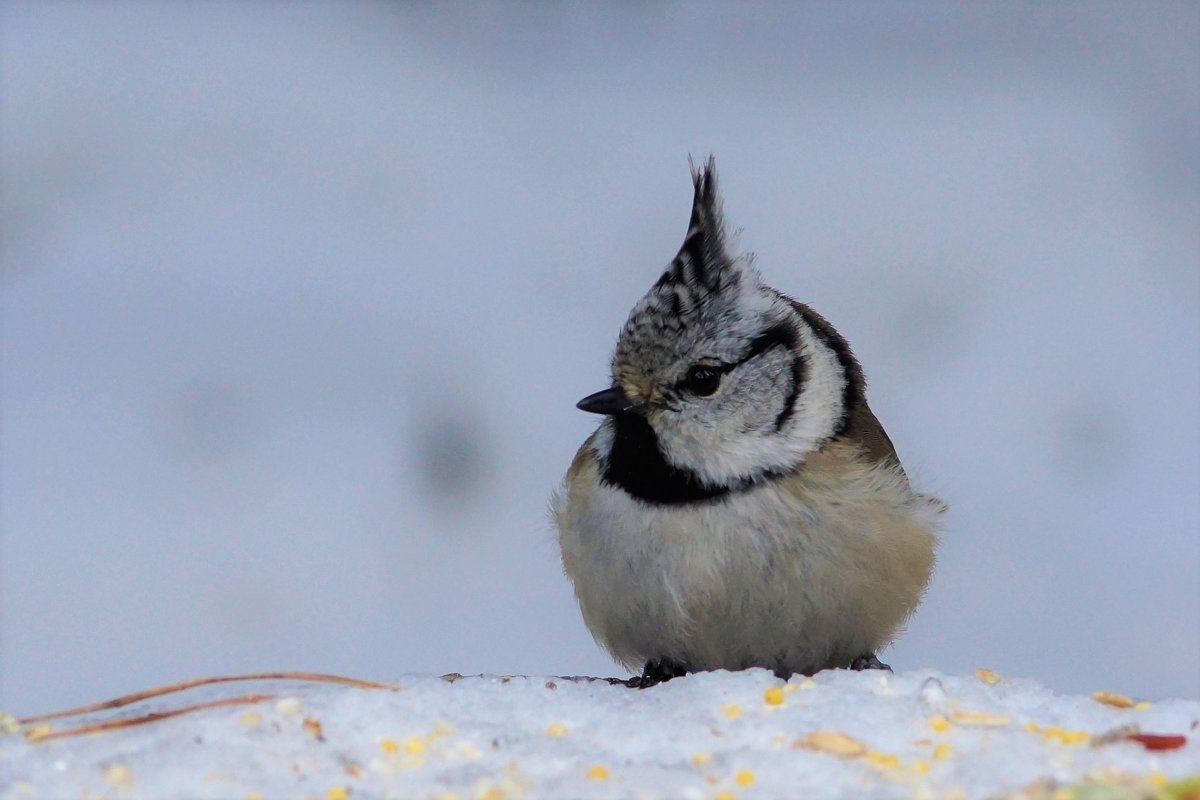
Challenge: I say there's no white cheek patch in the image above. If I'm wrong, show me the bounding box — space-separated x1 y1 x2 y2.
655 312 847 487
784 321 847 458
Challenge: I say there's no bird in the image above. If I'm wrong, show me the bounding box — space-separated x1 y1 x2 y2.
552 158 943 687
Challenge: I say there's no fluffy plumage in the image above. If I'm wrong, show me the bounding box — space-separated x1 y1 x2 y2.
553 159 942 682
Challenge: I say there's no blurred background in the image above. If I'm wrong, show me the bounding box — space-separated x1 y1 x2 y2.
2 3 1197 716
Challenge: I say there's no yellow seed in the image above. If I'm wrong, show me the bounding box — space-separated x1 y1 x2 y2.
380 738 400 754
795 730 866 757
238 711 263 727
24 723 54 742
913 760 930 776
103 764 133 784
723 703 743 719
1091 690 1134 709
798 677 817 690
546 722 570 737
975 668 1001 685
692 752 712 768
1043 727 1089 746
1134 701 1151 711
246 794 263 800
763 687 785 706
1025 722 1040 733
1061 727 1082 744
714 792 737 800
866 752 901 769
0 712 19 735
405 736 425 755
1043 725 1069 745
928 715 950 733
586 764 610 781
1150 773 1167 788
1050 788 1074 800
735 769 756 787
783 683 800 694
326 788 349 800
275 697 301 716
478 790 503 800
949 710 1011 727
932 743 953 761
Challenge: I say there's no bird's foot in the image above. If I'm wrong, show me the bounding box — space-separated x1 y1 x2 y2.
628 658 688 688
849 653 892 672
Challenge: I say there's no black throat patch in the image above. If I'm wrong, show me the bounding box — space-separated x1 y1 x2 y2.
599 413 778 505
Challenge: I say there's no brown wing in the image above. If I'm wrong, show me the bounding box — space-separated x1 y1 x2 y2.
783 296 905 476
841 399 905 476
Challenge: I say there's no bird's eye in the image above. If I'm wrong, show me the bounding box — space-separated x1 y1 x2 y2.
683 365 722 397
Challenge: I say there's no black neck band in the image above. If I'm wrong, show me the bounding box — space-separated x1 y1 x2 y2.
599 414 781 505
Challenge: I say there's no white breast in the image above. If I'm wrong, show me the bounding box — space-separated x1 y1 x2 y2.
553 450 940 676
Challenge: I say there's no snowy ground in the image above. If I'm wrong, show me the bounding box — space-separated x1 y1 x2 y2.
2 670 1196 799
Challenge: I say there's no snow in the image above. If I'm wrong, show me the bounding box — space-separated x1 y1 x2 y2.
3 670 1197 799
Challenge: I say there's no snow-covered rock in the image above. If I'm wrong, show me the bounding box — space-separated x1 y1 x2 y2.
2 669 1197 799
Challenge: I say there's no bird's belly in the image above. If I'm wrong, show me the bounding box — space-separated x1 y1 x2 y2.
563 478 932 674
566 489 868 676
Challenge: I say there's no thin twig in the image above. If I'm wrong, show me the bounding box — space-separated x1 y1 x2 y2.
20 672 399 724
27 694 276 743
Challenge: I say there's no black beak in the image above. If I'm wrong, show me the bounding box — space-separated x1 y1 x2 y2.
576 387 639 415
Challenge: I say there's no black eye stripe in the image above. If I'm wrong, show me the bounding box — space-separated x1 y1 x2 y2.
672 323 796 394
738 323 797 366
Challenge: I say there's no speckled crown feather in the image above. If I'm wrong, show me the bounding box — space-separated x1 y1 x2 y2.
612 158 766 387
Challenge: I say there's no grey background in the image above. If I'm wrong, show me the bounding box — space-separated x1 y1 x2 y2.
2 3 1197 716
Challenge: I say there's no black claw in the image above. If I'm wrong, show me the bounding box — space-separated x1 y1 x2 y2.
629 658 688 688
849 653 892 672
